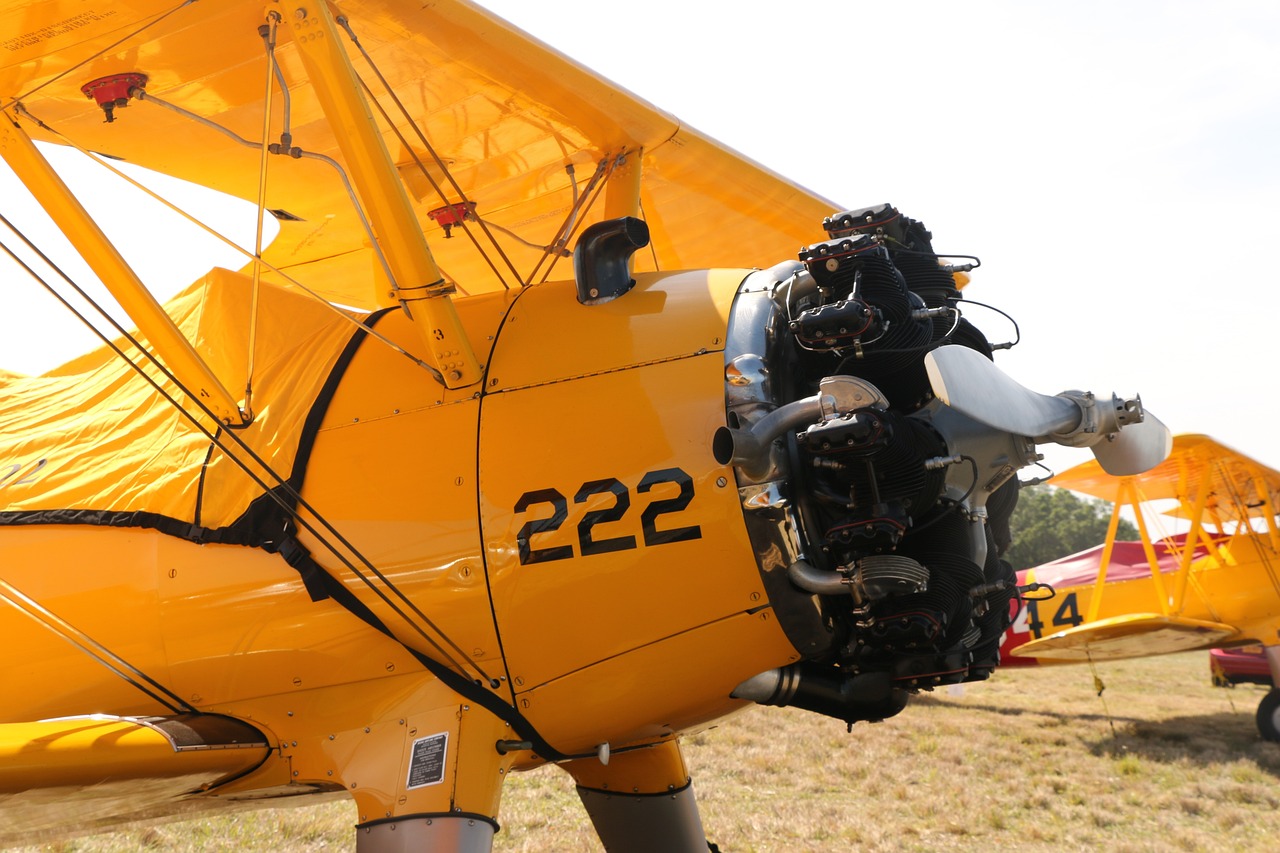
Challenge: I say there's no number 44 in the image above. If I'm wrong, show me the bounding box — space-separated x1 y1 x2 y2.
1017 591 1084 640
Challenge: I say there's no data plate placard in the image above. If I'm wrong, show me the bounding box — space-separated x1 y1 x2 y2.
405 731 448 790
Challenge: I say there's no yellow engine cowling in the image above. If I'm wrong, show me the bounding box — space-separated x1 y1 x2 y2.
294 266 802 757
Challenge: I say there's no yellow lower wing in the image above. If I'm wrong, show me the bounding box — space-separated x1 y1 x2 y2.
0 714 271 843
1011 614 1239 661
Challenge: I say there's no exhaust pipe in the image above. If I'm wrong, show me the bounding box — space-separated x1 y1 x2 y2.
732 663 909 726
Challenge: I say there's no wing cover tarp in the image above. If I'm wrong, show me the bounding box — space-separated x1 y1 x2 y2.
0 269 358 532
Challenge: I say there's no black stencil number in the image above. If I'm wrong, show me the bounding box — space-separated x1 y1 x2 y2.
513 468 700 565
576 478 637 556
514 488 573 565
638 468 702 546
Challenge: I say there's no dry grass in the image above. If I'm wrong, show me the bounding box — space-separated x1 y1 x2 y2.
16 652 1280 852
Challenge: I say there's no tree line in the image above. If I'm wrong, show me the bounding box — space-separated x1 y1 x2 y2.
1003 486 1137 570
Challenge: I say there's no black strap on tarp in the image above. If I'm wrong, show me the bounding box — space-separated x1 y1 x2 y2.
0 308 573 761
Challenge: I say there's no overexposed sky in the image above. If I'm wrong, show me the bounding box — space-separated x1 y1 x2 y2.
2 0 1277 470
0 146 264 373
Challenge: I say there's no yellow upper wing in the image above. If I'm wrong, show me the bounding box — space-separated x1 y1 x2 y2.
0 0 837 308
1050 433 1280 525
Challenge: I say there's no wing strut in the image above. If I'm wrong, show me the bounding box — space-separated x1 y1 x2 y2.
0 113 246 425
277 0 481 388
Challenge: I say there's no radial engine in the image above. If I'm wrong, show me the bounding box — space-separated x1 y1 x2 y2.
722 203 1147 727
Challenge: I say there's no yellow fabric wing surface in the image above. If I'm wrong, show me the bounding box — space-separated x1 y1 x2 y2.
1 0 838 308
1050 433 1280 524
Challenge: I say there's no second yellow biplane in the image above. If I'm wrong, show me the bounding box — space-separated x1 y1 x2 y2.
1000 434 1280 741
0 0 1171 849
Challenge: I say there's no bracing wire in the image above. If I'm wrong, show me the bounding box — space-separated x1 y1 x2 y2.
340 77 515 290
0 577 195 714
334 14 613 289
246 13 283 419
334 15 521 291
0 215 496 689
526 152 618 285
1215 458 1280 597
11 103 446 387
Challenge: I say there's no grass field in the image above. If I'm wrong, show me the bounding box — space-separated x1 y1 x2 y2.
17 651 1280 852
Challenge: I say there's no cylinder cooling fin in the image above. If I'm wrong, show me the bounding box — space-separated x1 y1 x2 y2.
725 205 1029 728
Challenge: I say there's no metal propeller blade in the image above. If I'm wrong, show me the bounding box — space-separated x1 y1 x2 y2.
1090 410 1173 476
924 345 1172 476
923 345 1081 437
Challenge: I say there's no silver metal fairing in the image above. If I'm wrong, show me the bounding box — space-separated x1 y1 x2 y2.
723 264 833 659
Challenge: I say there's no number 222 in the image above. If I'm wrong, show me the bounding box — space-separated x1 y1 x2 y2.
513 467 701 565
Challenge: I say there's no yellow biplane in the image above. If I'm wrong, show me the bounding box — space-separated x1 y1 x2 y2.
0 0 1170 848
1001 434 1280 740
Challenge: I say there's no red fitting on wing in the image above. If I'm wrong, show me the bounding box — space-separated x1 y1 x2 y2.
81 73 149 123
427 201 477 238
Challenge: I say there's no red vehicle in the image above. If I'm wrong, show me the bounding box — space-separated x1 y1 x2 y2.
1211 646 1275 688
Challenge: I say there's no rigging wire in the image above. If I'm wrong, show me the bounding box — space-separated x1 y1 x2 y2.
122 93 408 339
478 215 571 256
338 76 514 290
246 13 285 419
0 577 195 715
563 163 582 254
11 103 446 387
333 14 614 288
334 15 520 290
1215 458 1280 599
0 215 496 689
526 152 618 285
